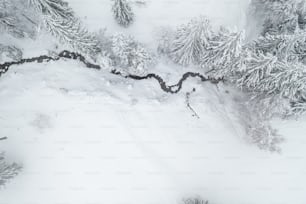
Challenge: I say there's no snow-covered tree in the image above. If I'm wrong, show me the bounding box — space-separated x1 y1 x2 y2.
199 27 306 117
30 0 101 56
249 0 298 36
0 0 38 39
0 44 23 63
29 0 74 19
169 16 213 66
246 1 306 118
0 152 22 188
112 0 134 27
201 27 244 78
111 33 155 74
249 31 306 63
234 50 306 116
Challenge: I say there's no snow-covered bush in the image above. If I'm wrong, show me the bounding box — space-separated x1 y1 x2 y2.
201 27 244 78
96 29 113 54
30 0 101 57
156 26 175 56
112 0 134 27
0 152 22 188
93 29 114 68
111 33 155 75
183 197 208 204
236 94 285 152
169 16 213 66
0 0 38 39
0 44 23 63
249 0 298 36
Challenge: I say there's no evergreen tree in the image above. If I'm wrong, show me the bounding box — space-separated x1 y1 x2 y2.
29 0 101 56
112 0 134 27
237 52 278 92
0 0 38 39
200 26 306 116
29 0 74 19
250 0 298 35
111 33 155 74
201 27 244 78
0 152 22 187
170 16 213 66
249 31 306 63
236 51 306 116
0 0 37 63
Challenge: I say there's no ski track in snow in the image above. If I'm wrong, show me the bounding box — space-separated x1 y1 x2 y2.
1 1 306 204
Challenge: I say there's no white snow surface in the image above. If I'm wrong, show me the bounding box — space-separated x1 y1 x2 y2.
1 1 306 204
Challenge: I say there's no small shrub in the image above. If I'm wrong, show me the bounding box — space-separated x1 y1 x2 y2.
0 152 22 188
111 33 156 75
0 44 23 63
183 197 209 204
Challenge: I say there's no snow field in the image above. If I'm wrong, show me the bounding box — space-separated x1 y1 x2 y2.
1 1 306 204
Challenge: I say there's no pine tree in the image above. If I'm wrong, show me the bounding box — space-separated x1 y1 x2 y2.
201 27 244 78
170 16 213 66
0 152 22 187
112 0 134 27
202 28 306 116
111 33 155 74
29 0 101 56
237 52 278 91
0 0 38 39
250 0 298 35
236 51 306 116
249 32 306 63
29 0 74 19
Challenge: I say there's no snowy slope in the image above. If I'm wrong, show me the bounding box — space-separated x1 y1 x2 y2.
1 1 306 204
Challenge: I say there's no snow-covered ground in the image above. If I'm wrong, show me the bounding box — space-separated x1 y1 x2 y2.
1 1 306 204
70 0 249 44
